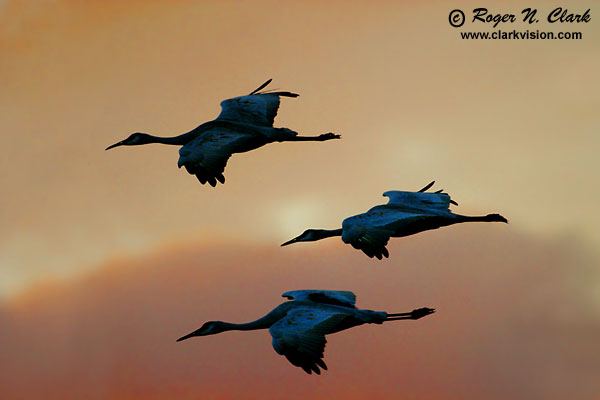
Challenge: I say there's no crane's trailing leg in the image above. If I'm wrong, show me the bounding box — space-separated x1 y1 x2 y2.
456 214 508 223
285 132 341 142
385 307 435 321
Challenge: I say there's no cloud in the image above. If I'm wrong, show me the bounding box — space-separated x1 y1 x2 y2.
2 226 599 399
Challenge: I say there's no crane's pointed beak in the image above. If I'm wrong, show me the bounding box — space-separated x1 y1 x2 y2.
280 237 299 247
176 330 199 342
105 141 124 150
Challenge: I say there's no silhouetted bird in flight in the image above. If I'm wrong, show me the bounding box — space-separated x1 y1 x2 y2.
106 79 340 186
176 289 434 374
281 181 508 259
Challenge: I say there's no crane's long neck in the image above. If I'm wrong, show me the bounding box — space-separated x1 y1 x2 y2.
282 228 343 246
219 320 270 332
137 132 194 146
142 122 217 145
219 308 286 332
316 228 343 240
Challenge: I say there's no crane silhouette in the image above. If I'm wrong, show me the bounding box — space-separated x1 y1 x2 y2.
105 79 340 186
281 181 508 259
176 289 434 374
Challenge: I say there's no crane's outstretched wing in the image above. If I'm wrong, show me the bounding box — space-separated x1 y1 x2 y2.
342 205 438 259
382 191 454 213
217 93 298 127
177 128 258 186
270 307 348 374
384 182 458 210
216 81 299 127
417 180 458 205
282 290 356 308
343 200 461 259
341 219 394 260
340 184 462 259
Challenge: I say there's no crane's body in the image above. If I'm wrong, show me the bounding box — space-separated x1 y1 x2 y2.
177 289 434 374
282 181 508 259
106 79 340 186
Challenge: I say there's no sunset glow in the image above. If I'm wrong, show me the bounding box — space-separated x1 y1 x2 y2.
1 0 598 398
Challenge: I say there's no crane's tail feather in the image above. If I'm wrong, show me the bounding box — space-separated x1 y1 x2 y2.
269 91 299 97
434 188 458 204
418 181 435 192
249 79 272 95
416 181 459 205
248 79 299 97
256 90 299 97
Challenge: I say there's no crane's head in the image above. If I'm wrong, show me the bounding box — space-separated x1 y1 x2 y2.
105 132 151 150
281 229 328 246
176 321 226 342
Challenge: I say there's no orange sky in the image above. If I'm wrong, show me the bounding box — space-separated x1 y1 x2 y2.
3 228 600 399
1 0 598 298
1 1 599 398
